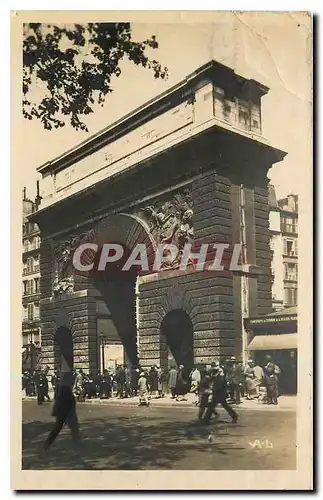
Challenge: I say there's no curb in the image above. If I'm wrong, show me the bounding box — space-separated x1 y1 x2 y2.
22 397 296 411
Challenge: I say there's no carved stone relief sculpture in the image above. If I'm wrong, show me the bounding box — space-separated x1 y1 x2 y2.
52 228 96 296
139 187 194 270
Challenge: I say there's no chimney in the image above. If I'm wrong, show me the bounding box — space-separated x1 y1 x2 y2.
23 187 26 201
35 180 42 210
287 195 296 211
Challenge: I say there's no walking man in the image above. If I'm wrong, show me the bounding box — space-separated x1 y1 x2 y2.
203 362 238 424
44 372 80 451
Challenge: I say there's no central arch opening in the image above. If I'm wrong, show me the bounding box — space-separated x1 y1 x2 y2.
75 212 156 372
93 264 138 369
160 309 194 375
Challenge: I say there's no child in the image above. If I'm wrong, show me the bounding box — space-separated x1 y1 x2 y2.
138 372 150 406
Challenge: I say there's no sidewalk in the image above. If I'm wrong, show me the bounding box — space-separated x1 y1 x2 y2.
22 391 296 411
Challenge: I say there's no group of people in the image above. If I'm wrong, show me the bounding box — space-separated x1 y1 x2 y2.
22 368 51 405
71 364 185 402
22 354 281 408
22 353 281 451
189 354 281 407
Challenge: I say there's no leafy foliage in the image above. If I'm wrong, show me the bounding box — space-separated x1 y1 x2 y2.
23 23 168 131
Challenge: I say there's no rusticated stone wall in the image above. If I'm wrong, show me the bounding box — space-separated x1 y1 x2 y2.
39 292 97 372
138 271 235 368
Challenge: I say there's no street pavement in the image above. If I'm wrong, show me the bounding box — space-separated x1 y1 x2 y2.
22 400 296 470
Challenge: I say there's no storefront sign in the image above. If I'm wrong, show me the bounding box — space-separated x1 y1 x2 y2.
247 315 297 325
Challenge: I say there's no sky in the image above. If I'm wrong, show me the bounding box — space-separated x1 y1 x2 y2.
21 12 312 201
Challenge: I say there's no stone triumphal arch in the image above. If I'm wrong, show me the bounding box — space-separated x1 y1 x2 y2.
30 60 286 372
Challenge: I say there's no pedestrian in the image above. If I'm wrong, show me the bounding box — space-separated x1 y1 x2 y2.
168 365 178 399
156 365 163 397
131 367 139 397
51 371 61 399
42 371 51 402
30 371 36 396
35 369 45 405
148 366 159 398
203 362 238 424
87 372 96 399
189 366 201 405
73 369 85 401
175 365 188 401
253 362 265 400
94 370 103 397
244 360 257 399
104 369 113 398
160 368 168 397
116 365 126 398
197 366 214 422
137 371 150 406
125 365 132 397
23 371 32 396
44 372 80 451
264 354 280 405
226 357 242 404
238 361 246 397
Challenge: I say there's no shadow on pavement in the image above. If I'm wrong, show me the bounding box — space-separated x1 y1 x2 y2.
22 412 246 470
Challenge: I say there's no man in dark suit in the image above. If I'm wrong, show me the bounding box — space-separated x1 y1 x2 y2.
44 372 80 451
203 362 238 424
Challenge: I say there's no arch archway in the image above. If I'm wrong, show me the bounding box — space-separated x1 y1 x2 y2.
160 309 194 375
85 213 157 369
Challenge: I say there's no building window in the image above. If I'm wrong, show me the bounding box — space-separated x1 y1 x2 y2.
22 333 29 347
34 278 39 293
34 303 39 319
284 263 298 281
26 257 33 272
239 110 250 129
23 305 28 319
27 303 34 320
26 280 34 295
284 238 298 256
284 288 298 306
281 216 298 234
24 240 30 252
238 101 251 130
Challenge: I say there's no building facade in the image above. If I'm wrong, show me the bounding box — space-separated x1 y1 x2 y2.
22 187 42 360
269 186 298 311
30 60 286 373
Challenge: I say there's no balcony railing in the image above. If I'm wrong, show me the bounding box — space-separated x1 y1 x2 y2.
23 244 40 254
22 265 40 276
284 275 298 282
22 316 40 323
22 292 41 304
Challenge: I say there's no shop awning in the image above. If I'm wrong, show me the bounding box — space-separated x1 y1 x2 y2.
247 334 297 351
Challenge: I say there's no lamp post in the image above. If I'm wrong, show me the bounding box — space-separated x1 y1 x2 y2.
100 333 106 373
